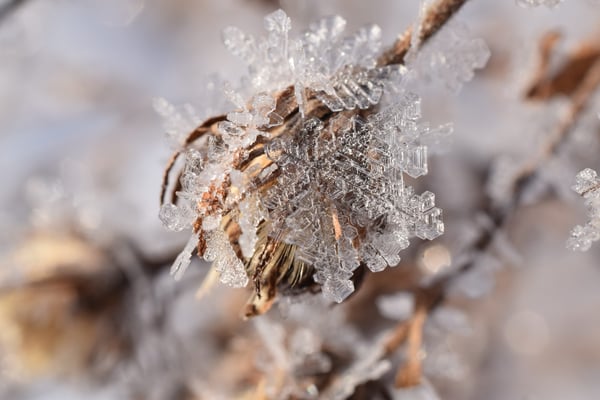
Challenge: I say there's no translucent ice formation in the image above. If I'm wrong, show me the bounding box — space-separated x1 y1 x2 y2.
158 9 488 307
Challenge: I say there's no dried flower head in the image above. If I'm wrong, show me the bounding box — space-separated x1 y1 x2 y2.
158 7 488 317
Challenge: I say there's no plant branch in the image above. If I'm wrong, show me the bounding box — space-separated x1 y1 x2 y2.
388 58 600 383
425 57 600 313
378 56 600 390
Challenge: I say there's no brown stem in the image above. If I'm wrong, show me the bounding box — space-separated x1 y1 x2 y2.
383 320 410 356
380 56 600 392
513 58 600 207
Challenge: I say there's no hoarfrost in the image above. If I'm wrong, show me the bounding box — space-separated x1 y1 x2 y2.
223 10 405 115
170 233 199 281
155 9 488 304
206 230 248 288
407 21 490 92
263 93 446 302
153 97 200 145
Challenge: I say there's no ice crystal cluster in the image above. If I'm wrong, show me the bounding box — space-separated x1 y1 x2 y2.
567 168 600 251
407 21 490 92
158 9 488 304
222 10 404 115
263 96 446 301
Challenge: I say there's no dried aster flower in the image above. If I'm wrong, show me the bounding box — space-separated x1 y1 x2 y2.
158 6 488 317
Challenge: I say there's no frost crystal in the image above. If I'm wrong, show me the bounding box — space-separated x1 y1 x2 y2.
263 93 446 302
407 21 490 92
153 97 200 145
170 233 199 281
567 168 600 251
218 88 283 150
223 10 404 115
205 229 249 287
158 10 465 305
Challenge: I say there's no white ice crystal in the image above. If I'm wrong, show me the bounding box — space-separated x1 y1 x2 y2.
237 194 267 259
567 168 600 251
218 87 283 150
262 94 446 302
157 9 491 304
325 341 391 400
222 10 404 115
153 97 201 145
205 229 249 288
407 21 490 92
170 232 199 281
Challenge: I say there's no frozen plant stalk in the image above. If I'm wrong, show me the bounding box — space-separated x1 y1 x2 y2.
158 8 489 316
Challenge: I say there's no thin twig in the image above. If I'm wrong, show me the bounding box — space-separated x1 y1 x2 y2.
394 303 426 388
527 32 600 101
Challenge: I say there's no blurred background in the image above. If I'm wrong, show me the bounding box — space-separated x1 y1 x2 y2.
1 0 600 399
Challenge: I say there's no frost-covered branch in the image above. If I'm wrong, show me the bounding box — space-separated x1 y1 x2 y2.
368 50 600 392
429 58 600 307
